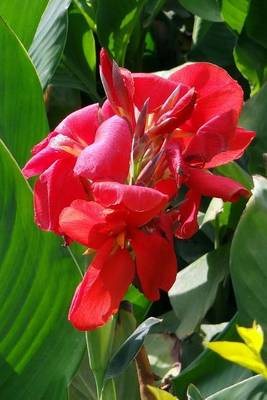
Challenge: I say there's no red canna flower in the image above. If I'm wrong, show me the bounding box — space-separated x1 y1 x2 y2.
59 182 177 330
23 104 132 234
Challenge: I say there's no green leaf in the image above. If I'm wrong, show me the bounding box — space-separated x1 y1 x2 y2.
0 140 84 399
0 17 48 166
206 375 267 400
215 162 253 190
173 317 252 398
230 175 267 359
239 83 267 175
29 0 72 89
146 385 178 399
178 0 222 22
62 8 98 100
169 246 229 339
124 285 151 324
95 0 146 64
105 317 162 380
190 17 236 67
187 384 204 400
0 0 49 48
69 352 98 400
221 0 250 34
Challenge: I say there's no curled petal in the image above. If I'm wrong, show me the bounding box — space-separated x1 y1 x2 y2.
59 199 126 248
55 104 100 145
68 240 135 330
92 182 169 226
184 110 237 167
131 229 177 301
186 167 250 202
22 146 66 178
74 115 132 183
34 158 88 234
170 62 243 130
205 127 256 168
173 189 201 239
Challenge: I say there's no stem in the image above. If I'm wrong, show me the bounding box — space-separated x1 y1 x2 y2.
135 345 155 400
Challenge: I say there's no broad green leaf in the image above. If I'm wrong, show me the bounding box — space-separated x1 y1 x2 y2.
245 0 267 49
178 0 222 22
0 140 84 399
190 17 236 67
68 352 98 400
0 0 49 48
173 317 252 398
0 17 48 166
221 0 250 33
124 285 151 323
169 246 229 339
207 375 267 399
29 0 72 89
230 175 267 359
239 83 267 175
105 317 162 380
146 385 178 399
187 384 204 400
62 8 98 100
95 0 146 64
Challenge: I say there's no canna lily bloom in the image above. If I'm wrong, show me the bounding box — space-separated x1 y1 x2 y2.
23 104 132 234
59 182 177 330
100 50 255 238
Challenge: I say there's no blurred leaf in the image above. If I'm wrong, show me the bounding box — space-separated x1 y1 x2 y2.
29 0 71 89
169 246 229 339
0 17 48 166
234 0 267 94
206 375 267 399
105 317 162 380
221 0 250 33
190 17 236 67
62 9 98 100
230 176 267 359
145 333 180 380
0 0 49 48
239 83 267 175
0 140 84 399
68 352 98 400
146 385 178 399
173 318 252 398
96 0 147 64
178 0 222 22
73 0 97 31
187 384 204 400
124 285 151 323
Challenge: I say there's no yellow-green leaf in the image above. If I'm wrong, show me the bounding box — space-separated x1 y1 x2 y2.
146 385 178 399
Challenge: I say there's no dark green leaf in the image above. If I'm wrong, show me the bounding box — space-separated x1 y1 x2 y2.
105 317 162 380
29 0 72 89
169 246 229 339
173 317 252 398
207 375 267 400
230 175 267 359
239 83 267 175
0 17 48 166
0 140 84 399
178 0 222 22
0 0 49 48
187 384 204 400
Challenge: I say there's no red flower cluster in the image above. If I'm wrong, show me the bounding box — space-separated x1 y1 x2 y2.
23 49 255 330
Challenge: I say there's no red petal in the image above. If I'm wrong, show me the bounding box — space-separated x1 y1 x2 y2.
205 127 256 168
133 73 180 112
154 178 178 200
55 104 99 145
92 182 169 226
22 146 67 178
34 158 88 234
59 199 126 248
184 110 236 166
170 63 243 130
68 240 135 330
186 167 250 201
131 229 177 301
173 189 201 239
74 115 132 183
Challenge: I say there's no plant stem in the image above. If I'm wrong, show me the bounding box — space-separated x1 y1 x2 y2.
135 345 155 400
